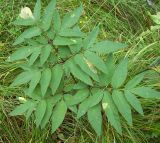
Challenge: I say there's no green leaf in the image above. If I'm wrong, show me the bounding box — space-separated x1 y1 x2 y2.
111 59 128 88
9 100 34 116
69 43 82 54
33 0 41 20
68 106 78 114
10 71 32 87
40 45 52 65
125 73 145 89
40 68 52 96
36 37 48 44
59 26 85 37
13 27 41 45
130 87 160 99
64 94 73 106
63 61 70 77
64 84 73 92
27 39 40 46
73 89 103 118
87 105 102 136
41 0 56 31
61 4 83 29
25 87 42 100
52 94 63 105
54 36 81 45
99 54 115 86
50 64 63 95
58 47 71 59
89 89 104 108
90 41 127 54
47 27 56 40
112 90 132 125
102 91 122 134
25 102 37 120
84 51 107 73
124 90 143 115
28 70 41 95
77 97 90 118
104 54 115 78
73 82 87 90
13 18 35 26
99 73 110 87
53 10 61 33
35 100 47 127
29 46 42 65
51 100 67 133
63 94 78 114
41 96 61 129
74 54 99 82
68 89 89 106
48 53 58 64
84 26 99 49
7 46 34 62
67 60 93 86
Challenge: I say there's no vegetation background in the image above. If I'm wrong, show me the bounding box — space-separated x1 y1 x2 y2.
0 0 160 142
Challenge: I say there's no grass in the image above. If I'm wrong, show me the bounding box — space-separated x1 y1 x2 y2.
0 0 160 142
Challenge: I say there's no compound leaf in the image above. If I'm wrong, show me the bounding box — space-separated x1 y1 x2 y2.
111 59 128 88
40 68 52 96
102 91 122 134
112 90 132 125
87 105 102 136
51 100 67 133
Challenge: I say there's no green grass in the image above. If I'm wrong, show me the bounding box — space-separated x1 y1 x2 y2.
0 0 160 142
